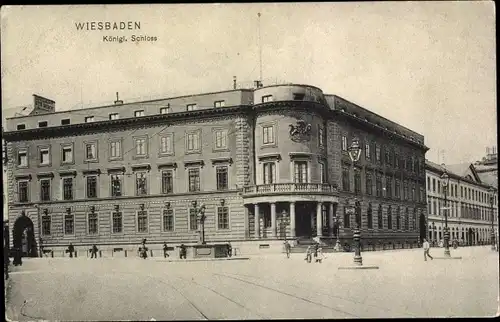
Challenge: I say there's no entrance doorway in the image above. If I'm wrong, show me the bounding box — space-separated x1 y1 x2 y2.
294 202 316 237
419 213 426 242
12 214 38 257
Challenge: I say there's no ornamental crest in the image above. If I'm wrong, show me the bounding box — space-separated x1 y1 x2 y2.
289 120 312 142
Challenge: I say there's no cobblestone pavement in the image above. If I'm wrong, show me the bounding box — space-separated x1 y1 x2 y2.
4 246 499 320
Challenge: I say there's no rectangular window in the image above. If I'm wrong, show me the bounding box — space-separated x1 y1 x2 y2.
137 210 148 233
217 206 229 229
161 170 174 194
262 95 273 103
433 179 436 192
160 135 173 154
160 105 170 114
163 209 174 231
40 179 51 201
62 177 73 200
214 100 225 108
38 121 48 128
17 124 26 130
188 168 201 192
88 213 98 234
342 166 350 191
136 172 148 196
18 150 28 167
187 104 197 111
366 172 373 196
386 177 393 198
111 175 122 197
62 146 73 163
61 119 70 125
341 136 348 151
318 127 324 147
42 215 51 236
85 116 94 123
64 214 74 235
86 176 97 198
189 208 198 231
110 140 121 159
216 166 229 190
39 148 50 165
263 162 275 184
376 174 382 197
294 161 308 183
354 169 361 194
395 179 401 199
376 146 381 162
214 130 228 149
262 125 275 145
109 113 119 120
135 138 147 156
85 143 97 161
365 143 370 160
18 181 29 202
343 207 350 229
112 212 123 233
186 132 200 152
134 110 145 117
319 163 326 184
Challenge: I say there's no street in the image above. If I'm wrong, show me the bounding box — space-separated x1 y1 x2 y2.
5 246 499 320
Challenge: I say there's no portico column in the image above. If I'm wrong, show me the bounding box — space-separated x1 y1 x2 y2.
271 203 277 238
290 202 296 238
317 202 323 237
254 204 260 239
329 203 334 236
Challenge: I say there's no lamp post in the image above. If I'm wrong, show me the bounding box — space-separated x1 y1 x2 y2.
347 137 362 266
489 187 495 251
440 165 451 257
334 216 342 251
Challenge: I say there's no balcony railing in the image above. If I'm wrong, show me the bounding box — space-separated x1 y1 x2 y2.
242 183 337 195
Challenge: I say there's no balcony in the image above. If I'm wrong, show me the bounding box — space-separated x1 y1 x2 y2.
242 183 337 195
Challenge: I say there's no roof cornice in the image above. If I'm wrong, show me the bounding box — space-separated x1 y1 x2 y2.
3 105 252 141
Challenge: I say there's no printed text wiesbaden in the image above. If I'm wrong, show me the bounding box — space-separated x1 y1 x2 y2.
75 21 141 31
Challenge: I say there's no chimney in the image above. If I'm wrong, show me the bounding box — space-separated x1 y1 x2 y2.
254 80 263 89
233 76 237 90
114 92 123 105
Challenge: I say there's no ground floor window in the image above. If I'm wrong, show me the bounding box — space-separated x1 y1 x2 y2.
163 209 174 231
189 208 198 231
88 213 98 234
42 215 51 236
217 206 229 229
343 207 350 229
64 215 74 235
137 211 148 232
112 212 123 233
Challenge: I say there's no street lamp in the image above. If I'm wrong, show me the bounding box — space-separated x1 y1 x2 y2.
440 164 451 257
347 137 362 266
334 216 342 251
489 187 495 251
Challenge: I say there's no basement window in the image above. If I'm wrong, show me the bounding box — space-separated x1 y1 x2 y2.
17 124 26 130
293 93 305 100
38 121 48 128
61 119 70 125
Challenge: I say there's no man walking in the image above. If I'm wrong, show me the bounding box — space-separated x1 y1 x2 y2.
68 243 75 258
90 244 98 259
163 242 169 258
423 238 433 261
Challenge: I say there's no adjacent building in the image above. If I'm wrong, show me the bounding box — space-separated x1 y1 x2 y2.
3 84 429 256
425 160 498 246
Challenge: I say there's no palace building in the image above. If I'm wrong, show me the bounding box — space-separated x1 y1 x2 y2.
3 84 429 256
425 160 498 246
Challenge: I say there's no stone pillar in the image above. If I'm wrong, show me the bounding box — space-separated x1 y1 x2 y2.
316 202 323 237
271 203 277 238
329 203 334 236
290 202 296 238
254 204 260 239
244 206 249 239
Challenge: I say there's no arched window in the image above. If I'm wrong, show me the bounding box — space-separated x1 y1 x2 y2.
367 203 373 229
387 206 393 230
377 205 383 229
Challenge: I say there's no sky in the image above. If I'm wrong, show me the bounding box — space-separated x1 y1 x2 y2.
1 3 496 165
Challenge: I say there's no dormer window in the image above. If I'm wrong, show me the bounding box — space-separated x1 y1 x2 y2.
293 93 305 100
187 104 197 111
262 95 273 103
214 100 225 108
160 105 170 114
17 124 26 130
85 116 95 123
134 110 145 117
109 113 119 120
38 121 48 128
61 119 70 125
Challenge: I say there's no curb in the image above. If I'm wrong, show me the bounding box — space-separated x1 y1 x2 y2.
153 257 250 263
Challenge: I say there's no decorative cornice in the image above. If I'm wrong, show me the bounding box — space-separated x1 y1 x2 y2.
210 157 233 166
59 170 77 177
258 153 282 162
131 164 151 172
289 152 314 159
3 105 253 141
107 166 126 174
15 174 32 180
36 172 54 179
157 162 178 170
184 160 205 168
82 169 101 175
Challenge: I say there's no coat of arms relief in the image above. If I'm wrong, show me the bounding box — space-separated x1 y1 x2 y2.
289 120 312 142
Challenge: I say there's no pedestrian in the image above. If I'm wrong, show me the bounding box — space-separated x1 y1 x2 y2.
141 244 148 259
227 242 232 257
315 247 325 263
91 244 98 259
423 238 433 261
68 243 75 258
13 247 22 266
179 244 187 259
163 242 169 258
284 240 291 258
304 246 312 263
